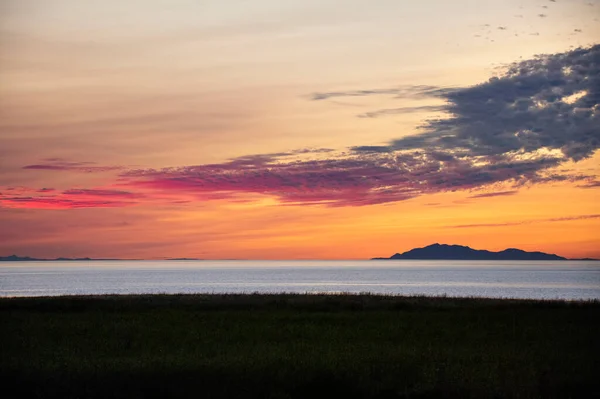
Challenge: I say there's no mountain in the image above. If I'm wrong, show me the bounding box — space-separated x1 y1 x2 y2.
373 244 567 260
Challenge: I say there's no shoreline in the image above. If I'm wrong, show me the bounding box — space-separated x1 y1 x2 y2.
1 292 599 305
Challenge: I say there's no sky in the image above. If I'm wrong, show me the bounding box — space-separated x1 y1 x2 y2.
1 0 599 259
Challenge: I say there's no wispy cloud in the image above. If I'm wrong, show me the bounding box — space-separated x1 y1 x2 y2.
0 197 136 210
468 190 518 199
0 187 141 209
357 105 447 118
310 85 455 101
450 214 600 229
578 180 600 188
23 159 122 173
62 189 142 198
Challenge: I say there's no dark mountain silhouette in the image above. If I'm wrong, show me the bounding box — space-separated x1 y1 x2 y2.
373 244 568 260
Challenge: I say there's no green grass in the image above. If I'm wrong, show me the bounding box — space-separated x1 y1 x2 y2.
1 294 599 398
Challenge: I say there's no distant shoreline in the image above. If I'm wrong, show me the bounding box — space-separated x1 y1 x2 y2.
1 257 598 262
2 292 599 303
4 243 598 262
0 256 201 262
2 292 599 306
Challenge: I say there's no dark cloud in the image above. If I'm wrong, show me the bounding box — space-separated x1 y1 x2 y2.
450 214 600 229
468 190 518 199
390 45 599 161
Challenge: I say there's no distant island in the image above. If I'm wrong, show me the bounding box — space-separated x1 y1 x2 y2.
0 255 112 262
372 243 595 261
0 255 203 262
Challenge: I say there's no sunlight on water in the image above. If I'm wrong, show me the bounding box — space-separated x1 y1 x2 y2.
1 260 599 300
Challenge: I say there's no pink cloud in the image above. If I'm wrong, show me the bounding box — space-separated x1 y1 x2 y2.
118 151 568 207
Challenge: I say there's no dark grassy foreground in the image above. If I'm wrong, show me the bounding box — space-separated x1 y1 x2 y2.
1 294 599 399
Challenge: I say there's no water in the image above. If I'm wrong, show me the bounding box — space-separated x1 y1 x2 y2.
1 260 599 300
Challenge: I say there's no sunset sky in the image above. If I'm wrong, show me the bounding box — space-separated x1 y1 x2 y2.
1 0 599 259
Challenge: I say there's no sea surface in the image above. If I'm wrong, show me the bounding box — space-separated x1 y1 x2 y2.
1 260 599 300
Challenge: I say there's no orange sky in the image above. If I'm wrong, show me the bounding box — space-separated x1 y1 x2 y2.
1 0 599 259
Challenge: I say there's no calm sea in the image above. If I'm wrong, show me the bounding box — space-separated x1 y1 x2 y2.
1 260 599 300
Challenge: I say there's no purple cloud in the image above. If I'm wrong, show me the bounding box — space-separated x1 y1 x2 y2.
118 150 568 207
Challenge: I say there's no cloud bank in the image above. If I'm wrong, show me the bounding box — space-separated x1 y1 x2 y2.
2 45 598 209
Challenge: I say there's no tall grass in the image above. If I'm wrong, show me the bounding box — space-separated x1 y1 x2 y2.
1 294 598 398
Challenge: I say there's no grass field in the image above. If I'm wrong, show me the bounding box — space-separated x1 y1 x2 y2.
1 294 599 398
